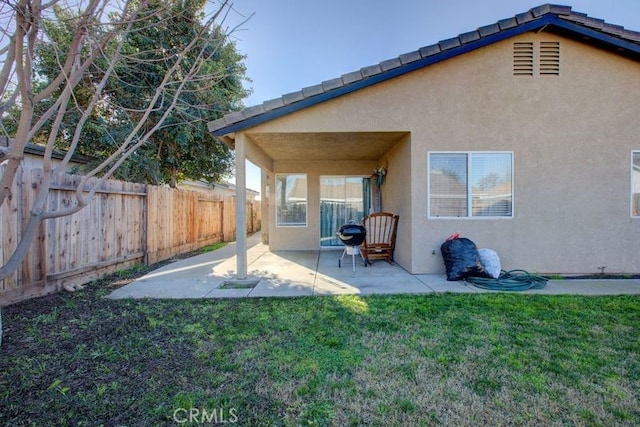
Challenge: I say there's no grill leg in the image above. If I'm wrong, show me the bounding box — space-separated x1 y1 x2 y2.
360 250 367 267
338 248 347 268
340 246 365 271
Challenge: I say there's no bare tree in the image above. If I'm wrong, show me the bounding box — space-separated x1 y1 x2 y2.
0 0 249 282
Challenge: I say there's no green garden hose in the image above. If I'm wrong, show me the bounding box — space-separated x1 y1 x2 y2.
465 269 548 291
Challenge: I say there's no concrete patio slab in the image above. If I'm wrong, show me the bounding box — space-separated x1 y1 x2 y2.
415 274 485 293
315 250 432 295
527 279 640 295
246 251 318 297
108 234 640 300
107 259 227 299
108 234 263 299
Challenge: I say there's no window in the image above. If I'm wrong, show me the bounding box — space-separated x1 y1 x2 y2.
429 152 513 218
320 176 367 246
632 152 640 217
276 174 307 226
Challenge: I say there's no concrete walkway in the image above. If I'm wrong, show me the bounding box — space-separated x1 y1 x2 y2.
108 233 640 299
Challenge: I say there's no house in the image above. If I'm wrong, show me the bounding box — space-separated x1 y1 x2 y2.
208 4 640 277
1 136 259 201
178 179 260 201
0 137 92 170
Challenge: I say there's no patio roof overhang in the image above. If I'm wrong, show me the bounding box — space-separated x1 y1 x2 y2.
225 130 408 281
223 131 408 164
248 131 408 162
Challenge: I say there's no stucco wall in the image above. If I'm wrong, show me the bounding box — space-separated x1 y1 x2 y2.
376 134 412 270
268 160 378 251
403 32 640 275
243 30 640 274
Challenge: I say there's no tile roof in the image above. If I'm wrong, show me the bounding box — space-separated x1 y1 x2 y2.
209 3 640 136
0 137 92 164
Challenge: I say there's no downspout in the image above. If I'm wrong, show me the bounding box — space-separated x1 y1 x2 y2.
234 133 248 279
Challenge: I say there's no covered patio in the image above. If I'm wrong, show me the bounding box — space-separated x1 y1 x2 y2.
221 130 410 280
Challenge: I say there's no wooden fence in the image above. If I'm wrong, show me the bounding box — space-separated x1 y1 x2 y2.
0 166 260 305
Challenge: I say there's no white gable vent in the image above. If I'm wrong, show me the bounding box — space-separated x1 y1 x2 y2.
513 42 534 75
539 41 560 75
513 41 560 76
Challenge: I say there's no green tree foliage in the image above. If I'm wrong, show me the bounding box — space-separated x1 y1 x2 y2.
0 0 250 284
30 0 248 186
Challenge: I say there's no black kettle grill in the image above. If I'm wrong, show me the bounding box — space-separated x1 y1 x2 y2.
337 222 367 270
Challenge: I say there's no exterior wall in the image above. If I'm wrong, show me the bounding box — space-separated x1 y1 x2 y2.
377 134 412 270
244 31 640 274
268 160 377 251
405 32 640 275
179 180 259 201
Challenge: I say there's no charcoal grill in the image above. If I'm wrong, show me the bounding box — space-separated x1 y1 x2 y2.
337 222 367 271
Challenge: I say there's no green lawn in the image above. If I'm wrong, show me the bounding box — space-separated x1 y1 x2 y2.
1 276 639 426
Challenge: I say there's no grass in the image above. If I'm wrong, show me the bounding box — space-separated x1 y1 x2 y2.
219 280 259 289
200 242 226 254
1 275 640 426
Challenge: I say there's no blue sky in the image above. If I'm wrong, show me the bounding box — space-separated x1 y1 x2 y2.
221 0 640 192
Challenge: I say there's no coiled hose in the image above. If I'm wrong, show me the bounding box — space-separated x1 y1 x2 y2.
465 269 548 291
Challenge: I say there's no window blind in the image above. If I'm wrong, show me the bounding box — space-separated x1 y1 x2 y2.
429 152 513 218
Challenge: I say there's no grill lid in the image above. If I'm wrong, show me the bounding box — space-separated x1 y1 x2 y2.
337 222 366 246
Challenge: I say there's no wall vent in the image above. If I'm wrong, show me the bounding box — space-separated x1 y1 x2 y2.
513 42 534 76
513 41 560 76
539 41 560 75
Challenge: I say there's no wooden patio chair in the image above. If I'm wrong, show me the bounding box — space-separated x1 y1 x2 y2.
361 212 399 265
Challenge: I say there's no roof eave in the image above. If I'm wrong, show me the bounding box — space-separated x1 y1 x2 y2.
552 18 640 52
211 13 640 138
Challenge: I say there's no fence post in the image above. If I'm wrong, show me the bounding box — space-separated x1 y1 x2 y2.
142 185 148 265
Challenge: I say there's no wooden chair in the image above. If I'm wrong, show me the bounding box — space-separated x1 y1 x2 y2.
361 212 399 265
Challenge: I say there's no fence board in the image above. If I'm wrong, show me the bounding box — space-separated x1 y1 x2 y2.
1 166 20 291
1 165 260 305
144 187 238 264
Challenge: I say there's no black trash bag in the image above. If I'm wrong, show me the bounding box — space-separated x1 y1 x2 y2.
440 234 488 281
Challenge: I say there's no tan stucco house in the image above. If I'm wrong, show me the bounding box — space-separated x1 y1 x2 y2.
208 4 640 277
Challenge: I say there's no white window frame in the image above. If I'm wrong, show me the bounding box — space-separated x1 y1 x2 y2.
631 151 640 218
319 175 369 246
275 173 308 227
428 151 514 219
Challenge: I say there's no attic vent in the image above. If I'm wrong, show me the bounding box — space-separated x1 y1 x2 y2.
539 41 560 75
513 42 534 75
513 41 560 76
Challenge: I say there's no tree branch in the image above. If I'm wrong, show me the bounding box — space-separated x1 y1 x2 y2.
0 0 248 284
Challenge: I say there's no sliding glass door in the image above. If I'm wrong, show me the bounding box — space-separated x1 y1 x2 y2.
320 176 369 246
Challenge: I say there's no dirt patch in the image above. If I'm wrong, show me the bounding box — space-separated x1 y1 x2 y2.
220 279 260 289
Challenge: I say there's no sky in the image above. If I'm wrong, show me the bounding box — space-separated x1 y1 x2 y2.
220 0 640 192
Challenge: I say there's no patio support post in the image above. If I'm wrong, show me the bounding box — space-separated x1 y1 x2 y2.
260 168 269 244
234 133 248 279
